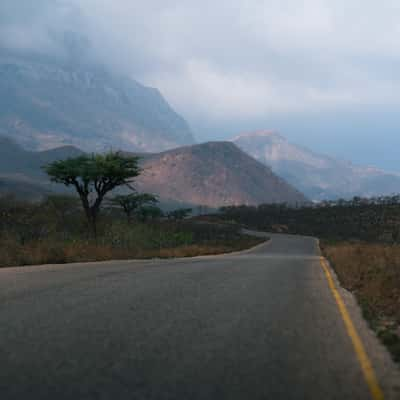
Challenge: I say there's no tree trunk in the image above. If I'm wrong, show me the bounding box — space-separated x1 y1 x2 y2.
82 205 97 240
89 209 98 241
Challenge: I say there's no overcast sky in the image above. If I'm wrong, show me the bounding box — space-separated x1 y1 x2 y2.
1 0 400 171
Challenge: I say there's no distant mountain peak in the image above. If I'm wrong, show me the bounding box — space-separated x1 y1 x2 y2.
232 131 400 201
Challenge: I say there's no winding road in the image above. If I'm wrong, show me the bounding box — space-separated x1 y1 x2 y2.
0 234 399 399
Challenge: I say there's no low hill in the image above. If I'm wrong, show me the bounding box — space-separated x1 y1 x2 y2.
0 137 83 176
0 138 307 207
0 137 84 198
233 131 400 201
135 142 308 207
0 176 51 201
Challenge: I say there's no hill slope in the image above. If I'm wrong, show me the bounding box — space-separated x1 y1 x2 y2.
0 49 194 152
233 131 400 201
0 136 84 197
135 142 308 207
0 138 307 206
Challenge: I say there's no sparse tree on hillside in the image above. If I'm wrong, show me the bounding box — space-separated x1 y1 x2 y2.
111 192 158 221
44 152 140 237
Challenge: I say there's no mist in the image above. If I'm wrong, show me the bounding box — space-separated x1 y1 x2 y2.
2 0 400 170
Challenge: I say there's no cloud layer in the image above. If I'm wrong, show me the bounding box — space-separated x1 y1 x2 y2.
2 1 400 133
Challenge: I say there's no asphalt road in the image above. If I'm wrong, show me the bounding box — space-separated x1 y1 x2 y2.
0 234 399 400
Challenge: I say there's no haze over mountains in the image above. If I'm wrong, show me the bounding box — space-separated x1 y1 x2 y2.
0 137 306 207
0 49 308 207
233 131 400 201
0 49 194 152
1 47 399 204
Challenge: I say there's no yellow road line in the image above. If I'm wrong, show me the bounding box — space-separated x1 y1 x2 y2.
320 258 384 400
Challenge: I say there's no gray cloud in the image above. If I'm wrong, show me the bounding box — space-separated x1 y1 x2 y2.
2 0 400 135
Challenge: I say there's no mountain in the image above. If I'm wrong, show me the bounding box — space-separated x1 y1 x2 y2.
0 137 307 207
0 136 83 180
0 176 51 201
232 131 400 201
134 142 308 207
0 49 195 152
0 136 84 198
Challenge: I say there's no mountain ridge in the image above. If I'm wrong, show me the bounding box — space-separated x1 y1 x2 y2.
0 49 195 152
232 131 400 200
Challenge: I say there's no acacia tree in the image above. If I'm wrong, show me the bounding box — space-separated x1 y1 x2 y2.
44 152 140 237
111 192 158 221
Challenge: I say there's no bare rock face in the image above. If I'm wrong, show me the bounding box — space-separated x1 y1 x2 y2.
135 141 308 207
233 131 400 201
0 49 195 152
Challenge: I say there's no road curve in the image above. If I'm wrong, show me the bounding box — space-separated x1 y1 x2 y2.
0 234 399 400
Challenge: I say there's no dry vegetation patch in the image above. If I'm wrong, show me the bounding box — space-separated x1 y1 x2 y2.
0 237 263 267
0 195 264 267
321 241 400 362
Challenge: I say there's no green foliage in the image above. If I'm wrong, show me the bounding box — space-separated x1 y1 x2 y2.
44 152 140 236
44 152 140 190
111 192 158 220
219 195 400 243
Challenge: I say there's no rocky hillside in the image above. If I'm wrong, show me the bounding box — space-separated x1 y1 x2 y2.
0 49 195 152
233 131 400 201
135 142 308 207
0 137 307 207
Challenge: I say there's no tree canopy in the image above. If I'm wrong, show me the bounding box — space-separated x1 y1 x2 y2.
111 192 159 220
44 152 140 236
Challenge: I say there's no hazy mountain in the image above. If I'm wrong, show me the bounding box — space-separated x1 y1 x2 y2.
233 131 400 201
0 49 195 152
0 135 82 177
0 137 307 207
0 136 84 198
0 176 51 201
135 142 307 207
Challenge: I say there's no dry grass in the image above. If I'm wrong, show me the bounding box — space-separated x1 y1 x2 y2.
0 195 265 268
0 234 263 267
156 241 259 258
321 241 400 362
